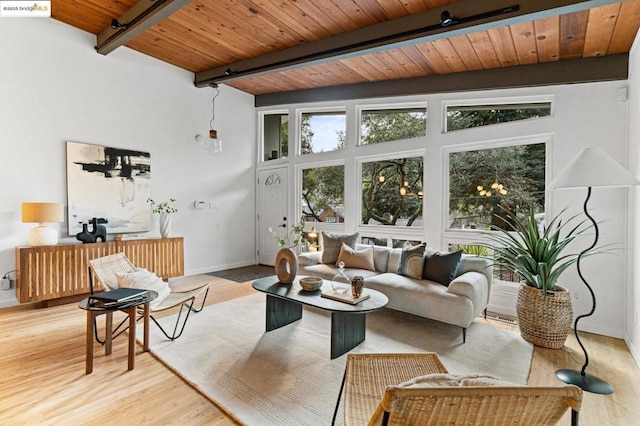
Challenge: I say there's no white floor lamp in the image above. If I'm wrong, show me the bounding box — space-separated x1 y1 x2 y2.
550 147 639 394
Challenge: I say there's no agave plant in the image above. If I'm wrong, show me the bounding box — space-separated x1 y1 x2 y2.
482 207 596 292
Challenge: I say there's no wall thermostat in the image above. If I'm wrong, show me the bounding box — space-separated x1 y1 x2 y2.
194 201 207 209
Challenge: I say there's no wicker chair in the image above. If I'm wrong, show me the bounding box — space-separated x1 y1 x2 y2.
88 253 209 340
335 353 583 426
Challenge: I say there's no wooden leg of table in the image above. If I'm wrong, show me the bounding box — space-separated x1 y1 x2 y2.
143 302 150 352
105 311 113 356
265 295 302 331
127 307 136 370
86 311 94 374
331 312 366 359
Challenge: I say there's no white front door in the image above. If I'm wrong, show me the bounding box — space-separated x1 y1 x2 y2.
257 168 288 266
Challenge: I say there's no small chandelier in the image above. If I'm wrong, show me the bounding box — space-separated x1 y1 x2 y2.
205 84 222 155
477 182 507 197
399 180 423 199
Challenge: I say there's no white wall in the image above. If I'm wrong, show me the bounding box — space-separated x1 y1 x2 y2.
627 31 640 365
259 80 632 338
0 18 257 307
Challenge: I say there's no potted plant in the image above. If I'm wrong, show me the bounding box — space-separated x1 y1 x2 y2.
268 216 307 284
147 198 178 238
482 207 596 349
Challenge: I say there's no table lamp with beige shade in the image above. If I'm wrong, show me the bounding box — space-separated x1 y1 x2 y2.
22 202 64 246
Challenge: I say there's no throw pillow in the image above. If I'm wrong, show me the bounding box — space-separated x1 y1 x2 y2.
321 232 359 264
397 373 518 388
397 242 426 279
335 243 375 271
422 250 463 286
116 268 171 309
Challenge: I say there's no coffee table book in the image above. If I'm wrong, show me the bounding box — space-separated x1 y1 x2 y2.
321 290 370 305
90 288 148 308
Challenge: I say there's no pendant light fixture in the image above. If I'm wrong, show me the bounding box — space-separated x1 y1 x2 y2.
205 83 222 155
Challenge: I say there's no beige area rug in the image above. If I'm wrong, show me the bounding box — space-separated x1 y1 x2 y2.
143 293 532 426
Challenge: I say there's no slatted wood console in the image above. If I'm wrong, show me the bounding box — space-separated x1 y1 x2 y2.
15 237 184 303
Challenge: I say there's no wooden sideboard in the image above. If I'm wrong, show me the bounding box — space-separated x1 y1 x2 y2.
15 237 184 303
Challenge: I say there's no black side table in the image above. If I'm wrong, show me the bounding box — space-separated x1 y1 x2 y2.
79 291 158 374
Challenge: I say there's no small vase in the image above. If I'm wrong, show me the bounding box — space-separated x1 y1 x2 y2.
351 276 364 298
275 247 298 284
159 212 171 238
331 262 351 294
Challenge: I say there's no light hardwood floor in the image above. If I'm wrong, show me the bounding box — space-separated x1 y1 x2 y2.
1 274 638 425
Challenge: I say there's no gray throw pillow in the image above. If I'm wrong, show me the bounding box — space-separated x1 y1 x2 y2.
422 250 463 286
321 232 359 264
397 242 426 279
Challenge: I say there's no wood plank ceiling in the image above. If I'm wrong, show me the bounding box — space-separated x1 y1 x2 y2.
51 0 640 97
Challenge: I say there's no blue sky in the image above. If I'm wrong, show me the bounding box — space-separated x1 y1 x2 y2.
308 114 345 152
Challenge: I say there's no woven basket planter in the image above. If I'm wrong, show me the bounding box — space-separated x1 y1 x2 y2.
516 284 573 349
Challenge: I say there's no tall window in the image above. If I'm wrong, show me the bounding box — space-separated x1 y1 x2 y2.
446 102 551 132
262 113 288 161
360 107 426 145
302 165 345 223
448 143 546 231
300 111 346 154
361 156 423 227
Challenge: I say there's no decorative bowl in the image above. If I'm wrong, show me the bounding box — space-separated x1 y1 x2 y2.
299 276 323 291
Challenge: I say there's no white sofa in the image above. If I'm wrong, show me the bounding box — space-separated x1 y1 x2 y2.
298 244 493 342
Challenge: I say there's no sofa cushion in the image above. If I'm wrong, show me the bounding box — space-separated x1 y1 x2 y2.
365 273 475 327
298 251 321 266
386 248 403 273
336 243 375 271
422 250 462 286
397 242 426 279
356 244 392 273
321 232 358 264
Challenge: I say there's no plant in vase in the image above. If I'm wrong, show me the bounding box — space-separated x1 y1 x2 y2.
147 198 178 238
268 216 307 284
481 206 600 349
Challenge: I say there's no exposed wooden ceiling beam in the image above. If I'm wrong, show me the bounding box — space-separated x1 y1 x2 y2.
254 54 629 107
96 0 192 55
195 0 621 88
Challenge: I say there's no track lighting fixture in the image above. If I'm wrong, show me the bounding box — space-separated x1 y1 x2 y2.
195 5 520 86
440 11 458 27
110 19 128 30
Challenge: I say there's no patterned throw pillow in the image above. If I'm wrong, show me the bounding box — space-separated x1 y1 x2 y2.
335 243 375 271
321 232 359 264
397 242 426 279
422 250 463 286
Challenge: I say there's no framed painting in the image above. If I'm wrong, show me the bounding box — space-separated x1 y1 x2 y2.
66 141 151 235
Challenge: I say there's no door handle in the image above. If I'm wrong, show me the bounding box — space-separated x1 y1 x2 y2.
278 224 286 228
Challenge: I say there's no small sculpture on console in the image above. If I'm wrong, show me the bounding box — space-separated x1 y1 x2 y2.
76 217 108 243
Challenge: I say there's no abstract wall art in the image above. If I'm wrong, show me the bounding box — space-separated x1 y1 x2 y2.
66 141 151 236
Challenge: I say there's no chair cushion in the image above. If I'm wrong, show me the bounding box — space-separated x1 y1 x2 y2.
116 268 171 309
398 373 519 388
321 232 358 264
336 243 375 271
422 250 463 286
397 242 426 279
